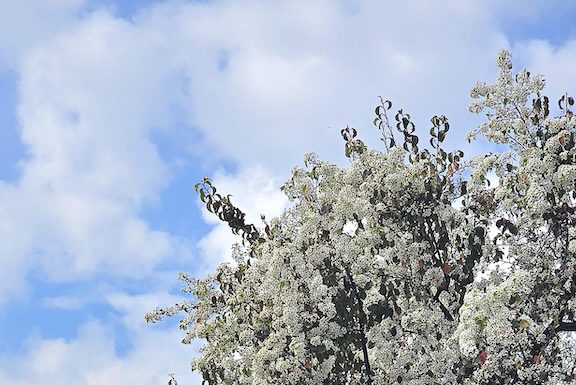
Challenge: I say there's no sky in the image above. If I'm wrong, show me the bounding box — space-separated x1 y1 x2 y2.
1 0 576 384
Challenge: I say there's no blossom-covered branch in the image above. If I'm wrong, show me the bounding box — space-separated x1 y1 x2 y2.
148 51 576 385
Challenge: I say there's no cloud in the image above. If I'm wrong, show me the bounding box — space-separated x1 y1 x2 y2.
0 292 202 385
105 290 186 332
40 271 183 311
0 9 192 303
0 0 87 69
172 0 511 168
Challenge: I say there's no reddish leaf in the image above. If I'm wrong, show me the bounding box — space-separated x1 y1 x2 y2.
479 350 488 364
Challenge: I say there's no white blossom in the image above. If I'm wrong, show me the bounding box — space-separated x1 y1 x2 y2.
148 50 576 385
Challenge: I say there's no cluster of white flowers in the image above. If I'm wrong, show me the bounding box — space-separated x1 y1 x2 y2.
147 51 576 385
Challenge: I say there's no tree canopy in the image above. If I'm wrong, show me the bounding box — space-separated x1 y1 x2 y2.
147 51 576 385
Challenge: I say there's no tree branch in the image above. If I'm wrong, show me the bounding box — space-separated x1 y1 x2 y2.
557 321 576 332
344 268 373 385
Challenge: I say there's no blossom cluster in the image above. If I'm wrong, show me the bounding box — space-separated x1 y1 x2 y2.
147 51 576 384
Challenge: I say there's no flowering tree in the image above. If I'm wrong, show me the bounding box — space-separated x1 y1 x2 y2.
147 51 576 384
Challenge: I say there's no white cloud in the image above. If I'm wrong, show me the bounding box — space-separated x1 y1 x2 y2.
0 293 201 385
105 290 185 332
0 9 191 302
40 271 183 311
0 0 87 69
171 0 511 168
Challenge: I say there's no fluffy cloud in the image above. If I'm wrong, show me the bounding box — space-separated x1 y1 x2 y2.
172 0 510 168
0 0 87 69
0 9 190 302
0 291 201 385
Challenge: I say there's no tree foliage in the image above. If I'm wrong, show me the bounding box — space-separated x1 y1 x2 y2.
147 51 576 385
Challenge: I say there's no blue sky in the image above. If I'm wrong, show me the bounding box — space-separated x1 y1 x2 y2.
1 1 576 384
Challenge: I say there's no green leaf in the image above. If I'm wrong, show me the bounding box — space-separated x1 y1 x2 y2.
438 130 446 142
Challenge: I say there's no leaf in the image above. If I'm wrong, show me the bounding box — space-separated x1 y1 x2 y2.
474 226 485 238
402 117 410 129
533 353 541 364
479 350 488 364
438 148 447 160
438 130 446 142
508 222 518 235
534 98 542 112
407 121 415 133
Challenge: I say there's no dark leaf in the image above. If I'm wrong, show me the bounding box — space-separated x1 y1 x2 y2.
438 130 446 142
